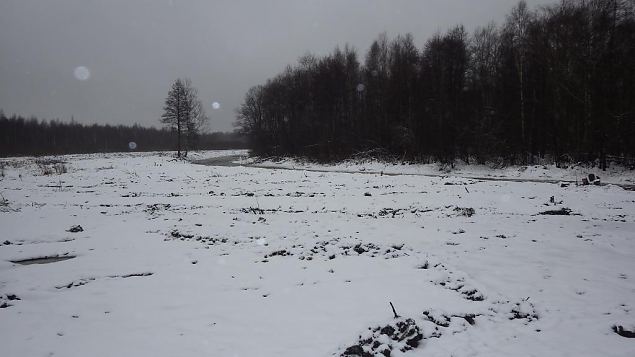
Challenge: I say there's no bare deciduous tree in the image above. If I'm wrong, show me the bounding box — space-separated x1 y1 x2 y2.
161 78 208 157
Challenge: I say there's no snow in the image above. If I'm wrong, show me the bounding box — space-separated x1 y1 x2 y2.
0 150 634 356
249 157 635 186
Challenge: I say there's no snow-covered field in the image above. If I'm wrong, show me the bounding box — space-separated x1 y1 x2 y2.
1 150 634 356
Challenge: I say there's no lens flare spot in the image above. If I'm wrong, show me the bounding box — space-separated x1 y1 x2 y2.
212 102 221 110
73 66 91 81
128 141 137 150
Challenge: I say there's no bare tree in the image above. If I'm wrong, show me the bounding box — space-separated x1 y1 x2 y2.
160 78 208 157
161 79 187 157
183 79 208 156
505 0 533 150
235 0 635 165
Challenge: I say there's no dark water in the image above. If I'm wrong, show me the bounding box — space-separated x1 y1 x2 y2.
11 255 76 265
193 155 245 167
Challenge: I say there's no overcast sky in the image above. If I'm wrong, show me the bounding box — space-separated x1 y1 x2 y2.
0 0 557 132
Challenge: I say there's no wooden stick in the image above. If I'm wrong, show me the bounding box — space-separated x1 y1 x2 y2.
389 302 399 318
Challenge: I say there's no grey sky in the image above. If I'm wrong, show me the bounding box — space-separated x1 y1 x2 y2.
0 0 556 132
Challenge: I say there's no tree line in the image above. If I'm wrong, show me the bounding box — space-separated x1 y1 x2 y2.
236 0 635 167
0 111 247 157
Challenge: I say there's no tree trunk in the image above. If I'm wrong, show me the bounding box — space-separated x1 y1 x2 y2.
177 122 181 157
519 60 525 151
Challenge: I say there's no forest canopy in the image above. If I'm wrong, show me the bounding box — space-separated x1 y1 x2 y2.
236 0 635 167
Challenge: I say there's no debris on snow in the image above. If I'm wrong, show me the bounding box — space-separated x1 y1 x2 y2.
66 225 83 233
340 318 424 356
453 207 475 217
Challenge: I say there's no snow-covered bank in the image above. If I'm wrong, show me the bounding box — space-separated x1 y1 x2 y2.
1 151 634 356
248 156 634 187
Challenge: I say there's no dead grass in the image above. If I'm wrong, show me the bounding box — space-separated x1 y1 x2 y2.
35 159 68 175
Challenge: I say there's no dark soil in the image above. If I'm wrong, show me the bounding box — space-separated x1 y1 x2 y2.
341 318 423 356
67 225 83 233
539 208 572 215
612 325 635 338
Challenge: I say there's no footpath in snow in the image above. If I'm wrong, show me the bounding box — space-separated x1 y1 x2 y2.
245 156 634 188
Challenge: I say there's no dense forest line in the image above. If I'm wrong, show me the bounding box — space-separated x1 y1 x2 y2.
0 112 247 157
236 0 635 167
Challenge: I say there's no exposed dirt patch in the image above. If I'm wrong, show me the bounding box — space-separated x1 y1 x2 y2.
433 276 485 301
341 318 423 356
66 225 84 233
453 207 475 217
612 325 635 338
538 208 577 216
0 293 21 309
